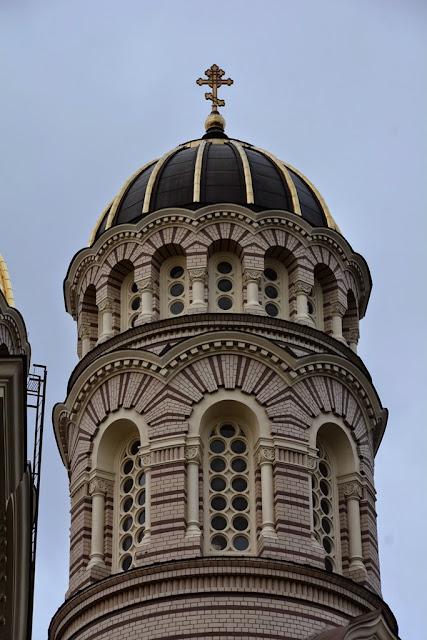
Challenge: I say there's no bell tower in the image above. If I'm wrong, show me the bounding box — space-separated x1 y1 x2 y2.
50 68 400 640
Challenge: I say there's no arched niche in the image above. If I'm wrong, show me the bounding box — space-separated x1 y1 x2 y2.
91 408 149 473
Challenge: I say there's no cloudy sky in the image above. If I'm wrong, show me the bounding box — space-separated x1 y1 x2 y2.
1 1 425 638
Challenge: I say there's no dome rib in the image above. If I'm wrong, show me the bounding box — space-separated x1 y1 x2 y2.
229 140 254 204
0 253 14 307
193 141 207 202
143 147 183 214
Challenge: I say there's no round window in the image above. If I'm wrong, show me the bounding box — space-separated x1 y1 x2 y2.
170 301 184 315
264 268 277 281
218 296 233 310
217 261 232 274
170 283 184 297
218 278 232 292
170 266 184 279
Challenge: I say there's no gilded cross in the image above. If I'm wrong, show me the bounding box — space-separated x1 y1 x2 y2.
196 64 233 113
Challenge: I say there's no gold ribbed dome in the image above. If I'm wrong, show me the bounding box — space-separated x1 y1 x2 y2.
0 253 14 307
89 137 340 246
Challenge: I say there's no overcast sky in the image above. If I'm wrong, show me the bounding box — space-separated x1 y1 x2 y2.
1 1 426 638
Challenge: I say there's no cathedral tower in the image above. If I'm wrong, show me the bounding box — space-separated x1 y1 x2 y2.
50 67 400 640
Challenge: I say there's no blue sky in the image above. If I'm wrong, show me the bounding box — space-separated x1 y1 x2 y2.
1 1 426 638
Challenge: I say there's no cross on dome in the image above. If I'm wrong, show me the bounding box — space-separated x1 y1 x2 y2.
196 64 233 113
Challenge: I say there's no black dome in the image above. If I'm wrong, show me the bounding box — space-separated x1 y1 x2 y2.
90 137 339 245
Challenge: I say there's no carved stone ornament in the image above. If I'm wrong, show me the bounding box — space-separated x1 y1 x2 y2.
343 482 363 499
185 446 201 463
307 456 318 470
188 268 207 283
139 277 155 291
294 281 312 296
331 302 346 316
257 447 275 465
349 329 360 342
243 269 263 284
140 453 152 468
89 478 108 495
97 298 114 313
79 324 91 339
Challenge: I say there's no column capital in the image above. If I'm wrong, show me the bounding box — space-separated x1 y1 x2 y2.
331 302 346 316
349 328 360 342
188 268 207 283
89 477 108 496
294 280 312 295
257 446 275 466
243 269 263 284
79 324 91 339
185 446 201 464
97 298 114 312
138 276 155 291
343 481 363 499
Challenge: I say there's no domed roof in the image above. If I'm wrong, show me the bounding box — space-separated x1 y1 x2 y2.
0 253 14 307
89 132 339 246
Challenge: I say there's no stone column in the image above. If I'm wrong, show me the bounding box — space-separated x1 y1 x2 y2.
257 447 276 537
348 329 360 353
139 453 152 541
80 324 91 358
343 482 365 572
97 298 115 343
294 280 315 327
185 446 201 536
243 269 264 315
135 277 156 324
188 268 208 313
88 478 107 568
331 302 347 344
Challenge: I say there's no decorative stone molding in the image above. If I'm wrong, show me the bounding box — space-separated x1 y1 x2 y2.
79 324 91 339
89 478 107 495
188 268 207 284
307 455 318 470
349 329 360 342
140 453 152 469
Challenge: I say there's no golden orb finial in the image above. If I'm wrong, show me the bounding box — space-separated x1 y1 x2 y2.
196 64 233 120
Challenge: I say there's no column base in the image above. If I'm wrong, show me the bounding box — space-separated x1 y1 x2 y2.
135 312 157 325
295 314 316 328
187 303 208 314
244 303 266 315
97 331 115 344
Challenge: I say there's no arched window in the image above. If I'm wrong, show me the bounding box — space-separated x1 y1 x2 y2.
160 256 188 318
307 279 324 330
116 436 147 572
204 420 255 555
262 259 289 319
311 440 340 572
121 272 141 330
209 252 242 312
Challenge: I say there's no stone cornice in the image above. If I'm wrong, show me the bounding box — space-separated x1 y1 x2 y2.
48 557 399 640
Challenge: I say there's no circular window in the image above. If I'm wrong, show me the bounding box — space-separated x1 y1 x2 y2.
137 490 146 506
123 459 133 474
319 462 329 477
123 478 134 493
321 517 331 534
122 535 132 551
233 515 248 531
231 477 247 492
122 497 133 513
170 283 184 297
264 268 277 281
265 303 279 317
232 496 248 511
210 439 226 454
137 510 146 525
130 441 140 455
307 301 314 315
320 499 330 515
231 440 246 454
170 266 184 279
231 458 247 473
211 535 227 551
170 301 184 315
264 285 278 299
131 297 141 311
137 530 145 543
217 261 232 274
220 424 236 438
233 535 249 551
212 515 227 531
210 458 226 473
218 278 232 292
211 476 226 492
218 296 232 310
323 537 333 554
320 480 330 496
138 472 146 487
325 557 334 572
122 516 133 532
131 282 138 293
121 555 132 571
211 496 227 511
